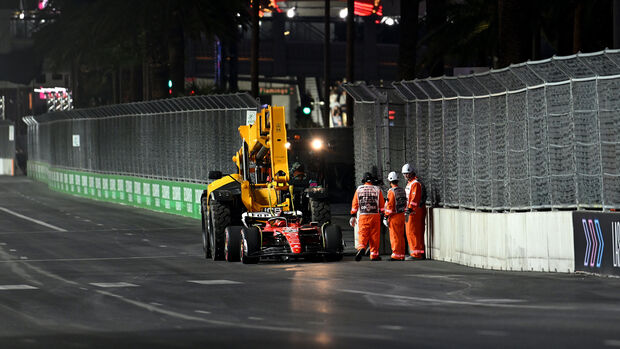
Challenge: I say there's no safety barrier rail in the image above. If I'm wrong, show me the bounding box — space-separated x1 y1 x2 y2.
23 94 258 184
23 94 258 219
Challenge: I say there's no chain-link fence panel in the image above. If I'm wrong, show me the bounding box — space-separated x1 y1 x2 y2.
416 100 431 201
597 76 620 208
24 94 258 184
369 86 407 183
341 84 379 184
354 102 379 182
442 99 458 206
402 82 432 203
526 86 551 209
458 98 475 208
428 100 444 205
572 78 602 208
490 94 508 210
545 82 576 207
347 48 620 211
507 90 529 209
473 97 492 209
386 98 407 179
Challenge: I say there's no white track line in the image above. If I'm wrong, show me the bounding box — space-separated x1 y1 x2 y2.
0 284 38 290
0 255 199 263
90 282 139 288
188 280 242 285
339 289 569 310
0 206 67 232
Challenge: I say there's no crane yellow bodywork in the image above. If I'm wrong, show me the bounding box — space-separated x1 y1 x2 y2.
206 105 292 217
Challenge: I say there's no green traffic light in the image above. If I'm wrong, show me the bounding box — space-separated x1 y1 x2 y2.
302 106 311 115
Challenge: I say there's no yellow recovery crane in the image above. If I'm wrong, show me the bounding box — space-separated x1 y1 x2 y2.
200 105 343 263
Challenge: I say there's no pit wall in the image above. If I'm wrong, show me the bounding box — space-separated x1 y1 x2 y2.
28 161 204 220
1 159 13 175
429 208 575 273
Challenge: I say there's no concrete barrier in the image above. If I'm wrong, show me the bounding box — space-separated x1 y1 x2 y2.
0 121 14 175
28 161 204 220
429 208 575 273
0 158 13 175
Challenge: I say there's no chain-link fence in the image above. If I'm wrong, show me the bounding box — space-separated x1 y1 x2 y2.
344 49 620 211
23 94 258 183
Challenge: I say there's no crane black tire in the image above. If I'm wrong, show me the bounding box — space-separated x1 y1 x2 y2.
201 197 211 259
310 199 331 225
241 226 261 264
324 224 343 262
209 200 230 261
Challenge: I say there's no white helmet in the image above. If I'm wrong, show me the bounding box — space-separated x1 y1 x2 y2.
387 171 399 182
401 163 414 174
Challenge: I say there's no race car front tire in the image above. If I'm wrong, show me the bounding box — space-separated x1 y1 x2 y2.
323 224 343 262
241 226 260 264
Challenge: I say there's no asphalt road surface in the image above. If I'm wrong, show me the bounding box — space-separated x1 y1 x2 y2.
1 176 620 348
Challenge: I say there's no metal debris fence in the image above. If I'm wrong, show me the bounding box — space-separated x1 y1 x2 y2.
343 49 620 211
23 94 258 183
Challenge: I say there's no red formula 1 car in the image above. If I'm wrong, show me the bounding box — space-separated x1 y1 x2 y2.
223 211 344 264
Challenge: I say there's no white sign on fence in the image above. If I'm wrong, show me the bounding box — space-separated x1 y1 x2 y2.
72 134 80 147
8 126 13 141
246 110 257 125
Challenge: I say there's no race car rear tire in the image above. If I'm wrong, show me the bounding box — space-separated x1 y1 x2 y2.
323 224 343 262
310 199 331 225
225 226 243 262
241 226 260 264
209 200 230 261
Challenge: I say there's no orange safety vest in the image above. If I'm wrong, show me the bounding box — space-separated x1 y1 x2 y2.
385 186 407 216
351 183 384 215
405 178 423 209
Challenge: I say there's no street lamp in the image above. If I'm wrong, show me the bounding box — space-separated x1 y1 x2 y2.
311 138 324 151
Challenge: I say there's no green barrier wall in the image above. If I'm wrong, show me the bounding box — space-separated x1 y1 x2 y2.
28 161 204 220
